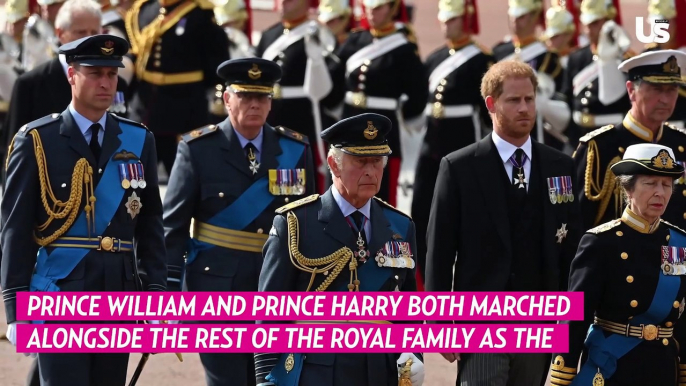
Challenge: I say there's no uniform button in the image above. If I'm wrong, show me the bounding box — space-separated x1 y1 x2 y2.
621 252 628 260
276 60 283 66
626 275 634 283
437 86 444 92
580 97 588 105
682 189 686 197
667 234 672 241
98 168 103 174
157 14 164 20
285 197 290 203
592 54 598 61
154 60 161 67
630 300 638 307
155 45 162 51
359 84 366 90
61 183 67 188
278 52 285 58
666 321 673 327
440 79 447 86
674 301 680 308
219 192 224 198
363 59 371 66
680 146 685 153
619 147 625 153
360 65 368 73
204 267 210 271
449 49 455 55
435 94 443 100
663 338 669 346
358 74 366 81
682 212 686 220
585 91 592 97
257 228 264 234
154 53 161 59
616 231 623 236
216 84 223 91
159 7 167 14
394 275 399 280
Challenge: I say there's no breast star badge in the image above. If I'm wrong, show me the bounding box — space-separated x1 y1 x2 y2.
555 223 568 244
125 192 143 219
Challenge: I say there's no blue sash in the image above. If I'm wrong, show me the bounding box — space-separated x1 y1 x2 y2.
29 123 146 296
572 228 684 385
185 137 305 265
267 206 412 385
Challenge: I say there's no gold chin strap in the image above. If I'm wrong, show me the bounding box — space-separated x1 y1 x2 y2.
286 211 359 292
27 130 96 246
584 139 622 226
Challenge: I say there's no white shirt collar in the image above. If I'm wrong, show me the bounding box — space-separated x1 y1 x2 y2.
68 103 107 138
491 130 533 164
331 184 371 220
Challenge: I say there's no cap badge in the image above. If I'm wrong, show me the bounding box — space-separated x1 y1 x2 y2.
363 121 378 140
663 56 679 74
101 40 115 56
652 149 676 169
248 63 262 80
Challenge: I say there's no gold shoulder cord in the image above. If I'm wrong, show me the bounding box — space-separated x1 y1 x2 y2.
286 211 360 292
28 131 95 246
584 140 622 226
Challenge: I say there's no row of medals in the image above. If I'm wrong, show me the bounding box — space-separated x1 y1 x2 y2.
119 163 147 190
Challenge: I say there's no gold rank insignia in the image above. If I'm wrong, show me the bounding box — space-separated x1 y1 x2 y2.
664 56 679 73
189 129 202 138
363 121 378 140
652 149 676 169
248 64 262 79
101 40 115 55
285 353 295 372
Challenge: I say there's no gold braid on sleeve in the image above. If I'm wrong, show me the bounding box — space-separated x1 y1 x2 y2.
29 130 96 246
583 140 622 226
286 211 359 292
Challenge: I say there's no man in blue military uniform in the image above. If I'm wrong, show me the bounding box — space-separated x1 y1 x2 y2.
255 113 424 386
162 57 315 386
1 34 167 386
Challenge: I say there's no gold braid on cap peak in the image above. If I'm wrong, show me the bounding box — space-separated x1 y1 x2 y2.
584 139 623 226
27 131 96 246
286 211 360 292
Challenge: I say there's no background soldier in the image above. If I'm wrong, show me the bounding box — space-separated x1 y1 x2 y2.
574 50 686 230
255 0 337 195
644 0 686 129
317 0 354 47
543 0 577 70
329 0 427 206
1 34 167 386
410 0 492 288
163 57 315 386
495 0 568 150
125 0 230 179
563 0 632 148
255 112 424 386
22 0 65 73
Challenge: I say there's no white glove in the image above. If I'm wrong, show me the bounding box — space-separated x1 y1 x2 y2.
7 322 36 357
304 24 326 63
597 20 631 61
397 353 424 386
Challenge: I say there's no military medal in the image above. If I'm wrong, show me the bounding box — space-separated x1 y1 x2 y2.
248 147 260 175
593 369 604 386
128 164 139 189
137 163 147 189
566 176 574 202
119 164 130 189
125 192 143 219
375 241 415 269
547 177 557 204
661 245 686 275
509 153 527 189
356 232 368 263
561 177 569 203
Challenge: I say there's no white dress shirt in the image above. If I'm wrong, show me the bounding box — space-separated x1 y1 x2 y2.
68 103 106 146
491 131 533 191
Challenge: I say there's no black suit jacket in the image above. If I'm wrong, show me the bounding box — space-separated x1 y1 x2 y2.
162 118 315 291
1 109 166 323
425 134 582 294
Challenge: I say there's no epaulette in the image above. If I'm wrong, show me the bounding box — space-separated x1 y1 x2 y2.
661 219 686 235
111 114 148 130
275 126 309 144
587 219 622 234
373 197 412 219
181 124 219 143
579 124 615 143
397 23 417 45
275 194 319 214
19 113 60 135
623 49 637 60
665 122 686 136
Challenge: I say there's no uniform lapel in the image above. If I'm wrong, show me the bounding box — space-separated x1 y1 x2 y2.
255 125 282 180
61 108 97 167
318 189 357 248
367 199 393 257
474 134 511 254
99 114 122 168
219 119 254 178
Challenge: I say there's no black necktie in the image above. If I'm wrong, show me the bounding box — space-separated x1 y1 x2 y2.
89 123 101 162
512 148 527 199
350 211 368 262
